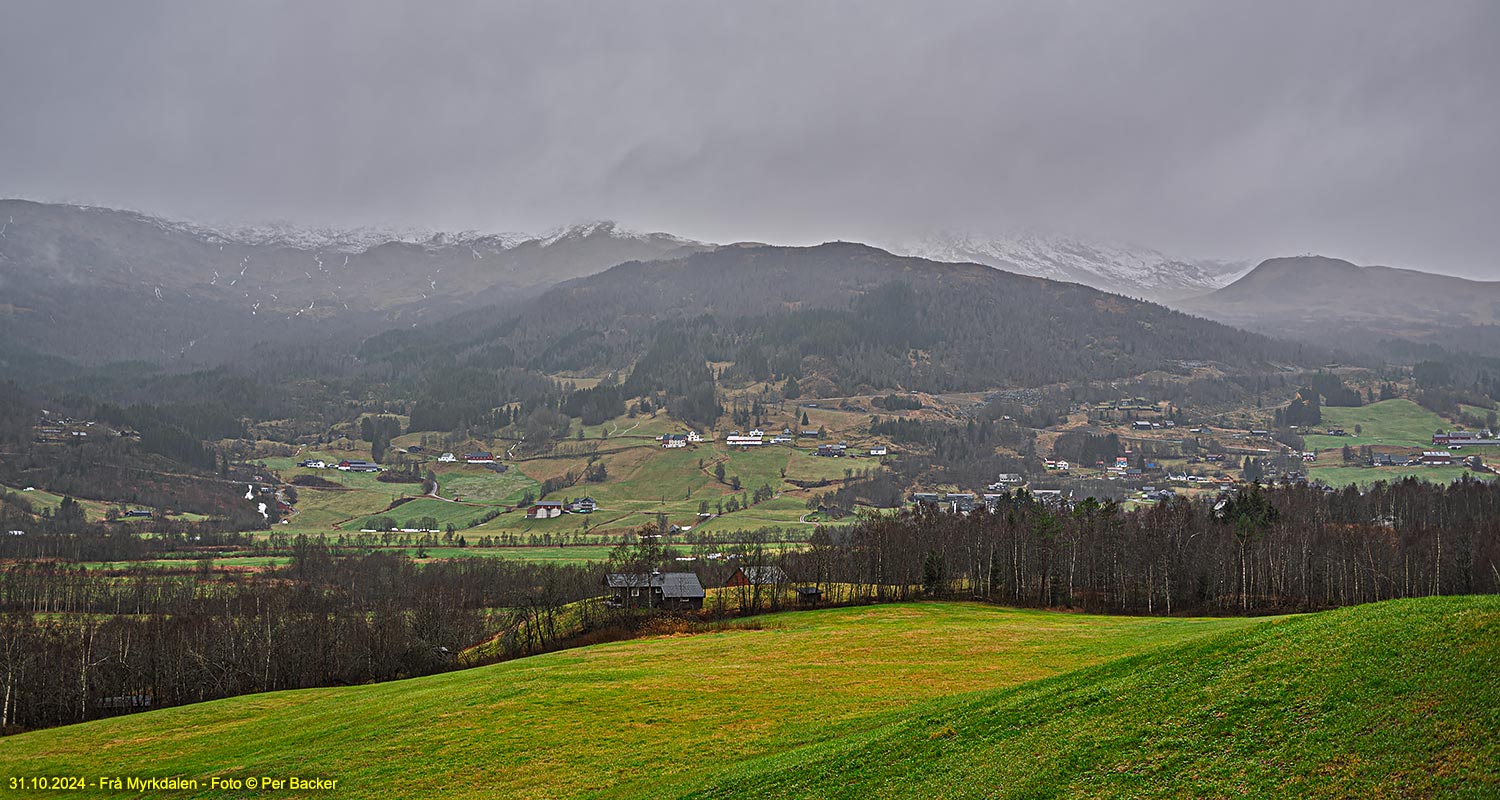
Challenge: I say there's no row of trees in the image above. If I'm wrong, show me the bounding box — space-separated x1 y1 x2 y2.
784 479 1499 614
8 477 1498 735
0 544 601 733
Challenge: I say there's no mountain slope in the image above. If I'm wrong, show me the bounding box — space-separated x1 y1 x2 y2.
888 232 1250 300
1180 255 1500 334
385 242 1314 394
689 596 1499 799
0 200 706 364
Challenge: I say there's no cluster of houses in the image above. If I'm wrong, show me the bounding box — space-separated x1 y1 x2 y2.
604 565 821 610
910 489 1070 514
31 413 113 445
814 441 888 457
299 458 380 473
298 451 508 470
1368 450 1483 468
988 474 1024 490
524 496 597 519
1432 430 1500 449
656 428 886 456
660 431 705 448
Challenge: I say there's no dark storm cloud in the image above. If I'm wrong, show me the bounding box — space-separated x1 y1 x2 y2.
2 1 1497 276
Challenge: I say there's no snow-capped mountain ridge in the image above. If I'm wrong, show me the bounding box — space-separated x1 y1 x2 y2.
39 202 691 255
887 232 1252 301
141 213 696 255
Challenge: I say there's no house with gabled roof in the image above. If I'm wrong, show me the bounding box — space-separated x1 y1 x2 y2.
605 572 705 609
725 565 787 587
526 501 564 519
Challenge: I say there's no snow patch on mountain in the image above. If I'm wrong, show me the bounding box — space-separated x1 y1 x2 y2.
886 232 1252 300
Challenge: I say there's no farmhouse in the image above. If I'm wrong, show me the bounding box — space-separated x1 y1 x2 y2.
725 433 764 447
298 459 326 469
1437 436 1500 448
662 434 688 448
815 443 847 457
869 445 888 456
525 501 564 519
725 565 788 587
944 492 977 513
989 474 1024 489
438 452 457 463
464 452 496 464
566 497 596 514
606 572 705 609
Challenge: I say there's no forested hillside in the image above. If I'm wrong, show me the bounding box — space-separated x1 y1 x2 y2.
364 243 1320 427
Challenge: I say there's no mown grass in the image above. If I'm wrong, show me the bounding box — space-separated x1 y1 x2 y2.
409 545 618 563
434 467 537 505
0 603 1264 799
342 496 489 531
2 485 119 523
1309 464 1494 489
78 556 294 570
687 595 1499 799
1303 399 1451 452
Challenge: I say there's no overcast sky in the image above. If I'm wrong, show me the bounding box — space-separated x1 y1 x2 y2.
2 1 1497 276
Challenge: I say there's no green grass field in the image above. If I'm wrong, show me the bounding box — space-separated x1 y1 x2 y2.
690 596 1499 799
79 556 294 570
0 603 1268 799
434 467 537 505
1309 463 1494 489
408 545 618 563
2 598 1494 798
1303 399 1449 452
2 485 125 523
1461 402 1498 420
245 426 883 541
342 496 491 531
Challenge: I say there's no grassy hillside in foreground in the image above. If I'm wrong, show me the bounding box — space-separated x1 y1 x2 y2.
689 595 1500 799
0 604 1262 799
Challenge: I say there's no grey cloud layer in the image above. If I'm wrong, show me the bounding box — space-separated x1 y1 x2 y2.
2 1 1496 276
